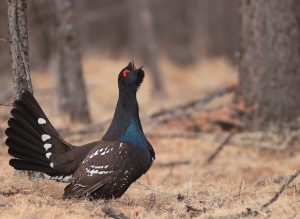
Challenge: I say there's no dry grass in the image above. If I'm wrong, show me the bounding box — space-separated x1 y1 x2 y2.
0 56 299 219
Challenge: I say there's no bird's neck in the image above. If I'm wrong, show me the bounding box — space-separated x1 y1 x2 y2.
102 90 148 150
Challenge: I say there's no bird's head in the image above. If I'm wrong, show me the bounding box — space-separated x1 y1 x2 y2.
118 61 145 92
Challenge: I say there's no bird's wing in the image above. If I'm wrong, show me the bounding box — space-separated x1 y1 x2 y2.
63 141 148 199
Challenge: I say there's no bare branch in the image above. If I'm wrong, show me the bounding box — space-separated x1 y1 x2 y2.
209 168 300 219
205 130 236 165
260 168 300 209
0 103 13 106
145 85 236 124
154 160 191 168
0 38 9 42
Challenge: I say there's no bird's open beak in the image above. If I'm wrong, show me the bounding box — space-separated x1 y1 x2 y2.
129 59 136 70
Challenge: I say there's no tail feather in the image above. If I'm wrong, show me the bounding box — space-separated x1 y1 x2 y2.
8 148 50 166
9 159 56 174
10 107 44 135
7 139 46 161
6 91 75 176
8 118 42 142
6 126 42 149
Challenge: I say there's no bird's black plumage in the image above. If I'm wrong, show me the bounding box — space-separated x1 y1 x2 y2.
5 61 155 199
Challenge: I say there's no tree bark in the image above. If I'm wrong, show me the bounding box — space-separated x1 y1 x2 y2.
129 0 165 98
7 0 43 179
236 0 300 128
55 0 91 123
7 0 32 99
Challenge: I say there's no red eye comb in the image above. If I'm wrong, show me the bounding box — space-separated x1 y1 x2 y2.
123 70 130 77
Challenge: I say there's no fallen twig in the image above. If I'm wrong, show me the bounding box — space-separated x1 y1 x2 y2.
205 130 236 165
209 168 300 218
260 168 300 209
144 85 236 125
0 38 9 42
154 160 191 168
145 193 156 212
0 188 29 196
186 204 205 213
102 205 130 219
0 103 13 107
146 131 207 139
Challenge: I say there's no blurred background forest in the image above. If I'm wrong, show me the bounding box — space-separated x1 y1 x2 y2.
1 0 300 218
0 0 239 84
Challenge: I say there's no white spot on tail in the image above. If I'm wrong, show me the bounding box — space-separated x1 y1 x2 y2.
50 162 54 168
44 143 52 151
38 118 46 125
42 134 51 141
46 152 52 159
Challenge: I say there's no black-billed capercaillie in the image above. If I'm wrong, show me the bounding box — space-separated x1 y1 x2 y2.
5 61 155 200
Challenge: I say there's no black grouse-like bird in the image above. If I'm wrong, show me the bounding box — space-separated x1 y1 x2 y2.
5 61 155 199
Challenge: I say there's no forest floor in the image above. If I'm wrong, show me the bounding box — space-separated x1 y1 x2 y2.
0 56 299 219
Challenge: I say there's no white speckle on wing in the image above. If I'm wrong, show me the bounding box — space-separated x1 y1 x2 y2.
88 147 106 159
44 143 52 151
50 162 54 168
119 142 123 148
85 167 113 176
42 134 51 141
38 118 46 124
90 165 107 169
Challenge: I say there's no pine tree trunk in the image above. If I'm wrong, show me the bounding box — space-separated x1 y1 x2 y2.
55 0 91 123
129 0 165 98
7 0 32 99
236 0 300 128
7 0 43 179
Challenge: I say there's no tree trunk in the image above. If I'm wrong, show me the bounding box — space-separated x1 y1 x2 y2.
7 0 32 99
129 0 165 98
55 0 91 123
236 0 300 128
7 0 43 179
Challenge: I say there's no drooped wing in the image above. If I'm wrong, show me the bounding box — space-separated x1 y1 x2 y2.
63 141 149 199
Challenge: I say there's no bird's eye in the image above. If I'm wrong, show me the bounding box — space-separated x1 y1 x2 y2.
123 70 130 77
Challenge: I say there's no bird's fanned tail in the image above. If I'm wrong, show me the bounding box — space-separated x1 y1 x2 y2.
5 91 75 176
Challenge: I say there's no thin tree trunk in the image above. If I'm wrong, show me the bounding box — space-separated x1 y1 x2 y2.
236 0 300 128
129 0 165 98
7 0 32 99
55 0 91 123
7 0 43 179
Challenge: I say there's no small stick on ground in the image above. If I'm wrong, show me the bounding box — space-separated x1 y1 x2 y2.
0 103 12 107
102 205 130 219
205 130 236 165
154 160 191 168
148 85 235 120
186 204 205 213
260 168 300 210
146 193 156 212
209 168 300 219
